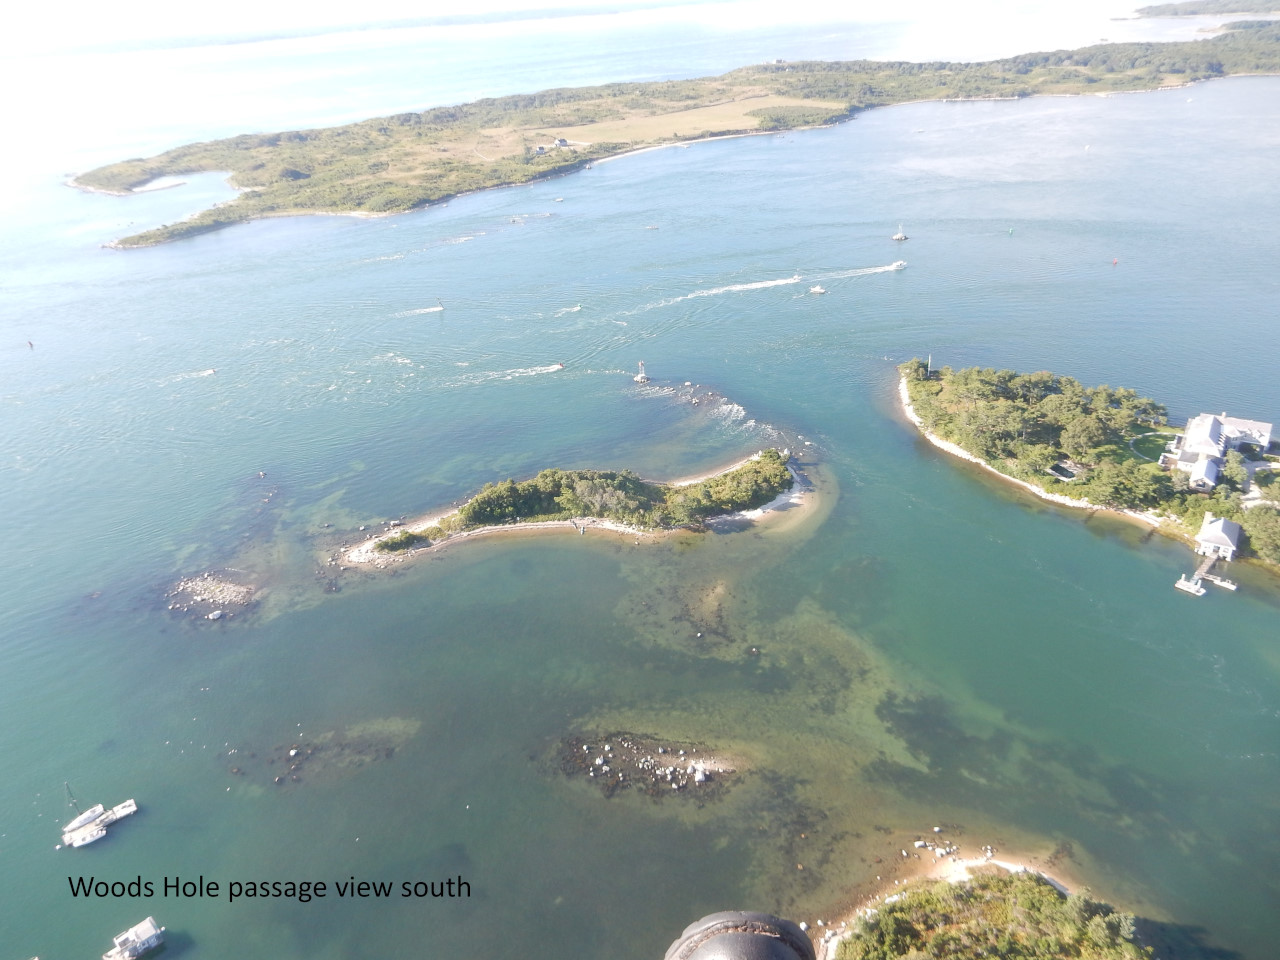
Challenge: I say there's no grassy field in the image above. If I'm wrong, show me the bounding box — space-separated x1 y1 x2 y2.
72 22 1280 246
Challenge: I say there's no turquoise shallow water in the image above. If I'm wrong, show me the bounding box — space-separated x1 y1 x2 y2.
2 15 1280 960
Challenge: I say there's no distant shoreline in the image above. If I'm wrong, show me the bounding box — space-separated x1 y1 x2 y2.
71 23 1280 247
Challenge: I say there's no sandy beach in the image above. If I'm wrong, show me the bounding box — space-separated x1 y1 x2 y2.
338 454 811 569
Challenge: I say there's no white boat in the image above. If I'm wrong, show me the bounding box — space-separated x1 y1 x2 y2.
62 798 138 848
891 260 907 270
892 224 908 241
633 361 651 383
809 285 826 294
62 803 104 834
66 824 108 847
103 917 164 960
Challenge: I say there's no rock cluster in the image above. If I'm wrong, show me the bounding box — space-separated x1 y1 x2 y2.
557 732 737 801
165 571 256 620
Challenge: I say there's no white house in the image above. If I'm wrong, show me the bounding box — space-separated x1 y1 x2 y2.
1195 513 1242 562
1170 412 1273 490
1188 457 1220 493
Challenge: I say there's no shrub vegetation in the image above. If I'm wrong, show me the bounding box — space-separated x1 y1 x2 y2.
374 450 792 552
836 872 1152 959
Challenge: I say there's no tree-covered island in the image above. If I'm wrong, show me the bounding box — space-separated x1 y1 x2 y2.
74 21 1280 247
835 871 1153 959
370 448 794 554
899 361 1280 567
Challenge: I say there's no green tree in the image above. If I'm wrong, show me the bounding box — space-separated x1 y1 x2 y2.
1242 506 1280 563
1222 449 1249 489
1061 415 1111 460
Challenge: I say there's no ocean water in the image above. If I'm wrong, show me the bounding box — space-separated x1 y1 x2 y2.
2 8 1280 960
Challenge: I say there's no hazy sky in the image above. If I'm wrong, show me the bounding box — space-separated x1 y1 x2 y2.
9 0 1153 54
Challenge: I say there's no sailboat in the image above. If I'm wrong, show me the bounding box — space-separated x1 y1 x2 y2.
892 224 908 241
633 361 651 383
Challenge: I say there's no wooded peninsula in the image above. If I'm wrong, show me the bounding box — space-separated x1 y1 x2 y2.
899 361 1280 566
373 448 794 553
74 21 1280 247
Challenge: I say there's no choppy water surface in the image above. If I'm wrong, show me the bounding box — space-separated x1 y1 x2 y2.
2 16 1280 960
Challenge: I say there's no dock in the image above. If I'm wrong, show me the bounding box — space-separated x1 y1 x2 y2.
1174 555 1239 595
1174 575 1206 597
62 799 138 848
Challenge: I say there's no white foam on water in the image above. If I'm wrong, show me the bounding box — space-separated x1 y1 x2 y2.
709 401 747 421
620 264 902 317
554 305 583 316
394 305 445 316
807 262 907 282
159 368 217 384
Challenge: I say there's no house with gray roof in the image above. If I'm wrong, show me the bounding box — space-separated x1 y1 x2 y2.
1195 513 1242 562
1168 412 1273 491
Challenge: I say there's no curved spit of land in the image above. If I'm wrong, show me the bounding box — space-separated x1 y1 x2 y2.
897 361 1280 570
72 22 1280 246
339 448 805 567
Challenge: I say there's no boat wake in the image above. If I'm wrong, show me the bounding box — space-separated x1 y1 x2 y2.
806 262 906 282
554 305 583 316
395 305 444 316
160 368 217 384
454 363 566 384
622 265 903 316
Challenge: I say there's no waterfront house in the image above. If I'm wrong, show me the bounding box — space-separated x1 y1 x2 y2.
1168 412 1273 490
1188 457 1220 493
1195 513 1242 562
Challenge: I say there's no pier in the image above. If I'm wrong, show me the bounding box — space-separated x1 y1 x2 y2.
1174 556 1238 596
